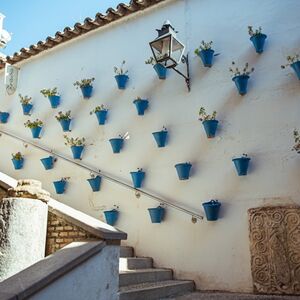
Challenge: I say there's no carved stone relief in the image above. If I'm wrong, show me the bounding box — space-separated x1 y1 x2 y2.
248 206 300 295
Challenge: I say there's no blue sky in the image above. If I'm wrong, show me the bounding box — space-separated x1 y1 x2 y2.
1 0 125 56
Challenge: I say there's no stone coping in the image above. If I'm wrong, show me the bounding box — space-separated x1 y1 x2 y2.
48 198 127 240
0 241 106 300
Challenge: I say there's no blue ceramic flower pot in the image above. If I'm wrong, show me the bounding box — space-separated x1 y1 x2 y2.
12 158 23 170
95 110 108 125
133 99 148 116
291 61 300 80
59 119 71 132
152 130 168 147
87 176 101 192
175 163 192 180
31 126 42 138
81 85 93 99
22 103 33 115
153 63 167 79
250 34 267 54
148 206 165 223
48 95 60 108
130 170 145 188
0 112 9 123
40 156 54 170
202 120 219 138
109 138 123 153
232 157 251 176
198 49 215 67
202 200 221 221
104 209 119 226
53 180 67 194
71 145 84 159
232 75 249 95
115 74 129 90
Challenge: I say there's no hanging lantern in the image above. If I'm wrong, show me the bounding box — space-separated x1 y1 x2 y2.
149 20 190 91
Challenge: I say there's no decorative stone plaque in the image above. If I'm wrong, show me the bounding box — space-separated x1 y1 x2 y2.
248 206 300 295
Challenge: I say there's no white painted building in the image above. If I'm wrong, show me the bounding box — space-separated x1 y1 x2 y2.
0 0 299 293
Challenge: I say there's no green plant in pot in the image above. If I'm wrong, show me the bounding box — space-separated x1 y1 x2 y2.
199 107 218 138
194 40 215 67
74 77 95 99
114 60 129 89
40 87 61 108
64 135 85 160
281 54 300 80
229 62 254 95
90 104 108 125
55 110 72 132
248 26 267 53
145 56 167 79
24 119 43 138
19 94 33 115
11 151 24 170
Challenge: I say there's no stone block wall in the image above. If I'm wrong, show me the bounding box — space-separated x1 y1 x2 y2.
46 212 96 256
0 187 7 200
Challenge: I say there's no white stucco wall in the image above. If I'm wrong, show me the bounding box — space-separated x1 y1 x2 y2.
30 245 119 300
0 0 300 292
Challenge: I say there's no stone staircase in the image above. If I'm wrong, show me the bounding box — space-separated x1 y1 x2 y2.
119 246 194 300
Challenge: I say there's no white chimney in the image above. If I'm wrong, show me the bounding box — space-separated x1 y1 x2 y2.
0 13 11 49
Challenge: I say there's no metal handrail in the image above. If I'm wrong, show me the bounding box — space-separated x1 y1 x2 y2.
0 129 204 221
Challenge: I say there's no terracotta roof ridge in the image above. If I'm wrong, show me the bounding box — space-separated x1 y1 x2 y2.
0 0 167 70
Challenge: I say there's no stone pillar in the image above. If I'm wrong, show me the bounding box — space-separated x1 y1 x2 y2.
0 180 50 281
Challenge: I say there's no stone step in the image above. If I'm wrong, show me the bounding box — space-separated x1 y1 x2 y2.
119 268 173 287
119 257 153 270
119 280 194 300
120 246 134 258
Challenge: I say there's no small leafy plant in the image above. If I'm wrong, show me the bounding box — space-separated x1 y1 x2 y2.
19 94 32 105
64 135 85 147
12 152 23 160
229 62 254 77
234 153 248 159
73 77 95 89
145 57 156 65
198 107 217 121
90 104 108 115
40 87 59 97
194 41 213 55
248 26 263 37
293 130 300 153
281 54 300 69
55 110 71 121
114 60 128 75
24 119 43 128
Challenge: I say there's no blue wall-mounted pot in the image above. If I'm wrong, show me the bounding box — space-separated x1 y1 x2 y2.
71 145 84 159
12 158 24 170
109 138 123 153
130 170 145 188
115 74 129 90
48 95 60 108
104 209 119 226
95 110 108 125
152 130 168 147
198 49 215 67
0 112 9 123
175 163 192 180
232 75 249 95
40 156 54 170
81 85 93 99
232 157 251 176
22 103 33 115
202 120 218 138
250 34 267 54
59 119 71 132
31 126 42 139
53 180 67 194
148 206 165 223
87 176 102 192
153 63 167 79
291 61 300 80
202 200 221 221
133 99 148 116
